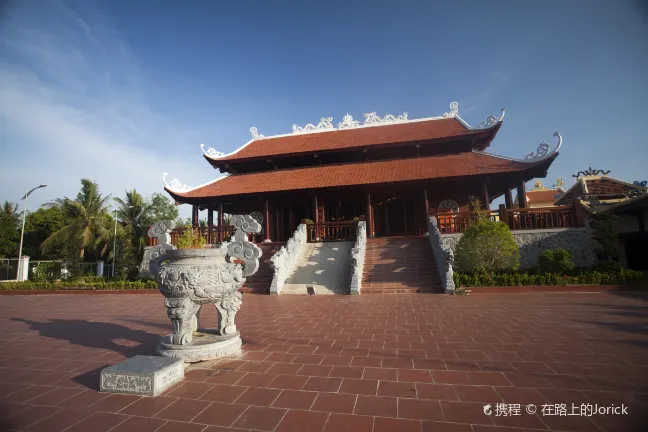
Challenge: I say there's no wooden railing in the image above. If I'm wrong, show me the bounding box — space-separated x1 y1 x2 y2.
147 225 248 246
305 221 358 242
429 204 584 234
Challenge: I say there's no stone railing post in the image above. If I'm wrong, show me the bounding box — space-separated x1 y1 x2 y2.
270 224 307 294
96 260 104 277
350 221 367 295
18 256 30 281
427 216 455 293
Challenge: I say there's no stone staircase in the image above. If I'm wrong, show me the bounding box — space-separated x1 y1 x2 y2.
361 237 442 294
239 243 284 294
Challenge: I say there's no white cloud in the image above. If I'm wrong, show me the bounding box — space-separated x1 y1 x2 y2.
0 0 213 219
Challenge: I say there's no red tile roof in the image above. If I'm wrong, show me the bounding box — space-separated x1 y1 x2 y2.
168 151 551 200
555 177 646 205
526 189 563 203
213 118 498 162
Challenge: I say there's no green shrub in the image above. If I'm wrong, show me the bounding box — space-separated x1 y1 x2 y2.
31 262 62 282
0 280 158 291
453 268 648 287
594 261 622 272
537 249 576 274
455 218 520 272
176 228 206 249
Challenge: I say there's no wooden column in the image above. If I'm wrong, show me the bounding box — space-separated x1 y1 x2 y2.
218 203 224 243
264 199 271 241
422 186 429 231
483 181 490 210
505 188 513 209
312 195 319 224
276 206 281 242
384 202 390 235
366 191 374 237
191 205 199 228
517 180 527 209
403 204 408 234
207 207 214 243
499 204 509 228
289 205 295 233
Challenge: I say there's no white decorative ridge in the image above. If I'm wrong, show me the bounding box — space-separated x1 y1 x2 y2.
200 144 225 158
477 108 506 129
525 132 562 161
363 112 408 125
337 113 360 129
292 118 334 134
162 172 191 192
442 101 459 118
250 127 264 140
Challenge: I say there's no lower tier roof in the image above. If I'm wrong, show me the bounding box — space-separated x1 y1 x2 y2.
166 151 555 202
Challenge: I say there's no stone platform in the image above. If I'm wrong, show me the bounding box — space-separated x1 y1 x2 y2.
100 355 184 396
156 330 242 363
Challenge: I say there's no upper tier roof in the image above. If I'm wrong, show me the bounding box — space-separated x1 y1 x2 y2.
165 150 557 202
200 102 505 164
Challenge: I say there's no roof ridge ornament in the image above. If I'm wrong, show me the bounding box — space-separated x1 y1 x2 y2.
200 144 225 158
292 117 334 134
572 168 611 178
337 113 360 129
442 102 459 118
162 172 191 192
363 112 409 125
250 127 265 140
524 131 562 161
477 108 506 129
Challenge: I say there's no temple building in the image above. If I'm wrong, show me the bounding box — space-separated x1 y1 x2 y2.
162 102 564 243
514 180 564 208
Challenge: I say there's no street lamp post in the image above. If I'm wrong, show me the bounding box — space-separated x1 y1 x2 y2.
17 184 47 281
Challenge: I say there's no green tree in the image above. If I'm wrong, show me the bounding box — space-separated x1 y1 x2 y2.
2 201 20 224
455 218 520 272
174 217 192 228
0 211 19 258
113 189 150 260
41 179 112 264
147 192 179 224
22 206 67 259
590 213 620 260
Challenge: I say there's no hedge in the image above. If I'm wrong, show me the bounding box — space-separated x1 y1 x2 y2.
0 280 158 291
453 268 648 287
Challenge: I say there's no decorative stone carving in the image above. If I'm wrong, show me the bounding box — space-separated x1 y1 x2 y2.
477 108 505 128
525 132 562 161
269 224 307 294
350 221 367 295
148 215 262 362
427 216 455 293
438 199 459 213
200 143 225 158
363 112 408 125
250 127 264 140
337 113 360 129
162 172 191 192
292 117 334 134
249 210 264 225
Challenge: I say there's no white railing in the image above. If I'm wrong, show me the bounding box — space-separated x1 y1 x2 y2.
350 221 367 295
428 216 455 293
269 224 307 294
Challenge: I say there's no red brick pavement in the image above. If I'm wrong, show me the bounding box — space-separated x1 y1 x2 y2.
0 292 646 431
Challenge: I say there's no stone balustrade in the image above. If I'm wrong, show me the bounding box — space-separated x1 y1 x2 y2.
269 224 307 294
350 221 367 295
427 216 456 294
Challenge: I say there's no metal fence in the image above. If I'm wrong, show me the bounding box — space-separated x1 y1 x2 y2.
0 259 18 281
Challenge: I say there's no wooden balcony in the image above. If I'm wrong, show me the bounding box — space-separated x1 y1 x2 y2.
429 204 585 234
305 221 358 242
147 225 261 246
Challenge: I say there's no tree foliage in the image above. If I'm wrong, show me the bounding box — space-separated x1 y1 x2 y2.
41 179 112 264
455 218 520 272
0 212 19 258
148 192 179 224
590 213 620 260
113 189 150 260
23 206 67 259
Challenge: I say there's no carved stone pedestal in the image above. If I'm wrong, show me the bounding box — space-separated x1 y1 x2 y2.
157 330 242 363
100 355 184 396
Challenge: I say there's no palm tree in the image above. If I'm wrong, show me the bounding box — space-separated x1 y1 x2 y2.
1 201 20 225
41 179 112 263
113 189 151 260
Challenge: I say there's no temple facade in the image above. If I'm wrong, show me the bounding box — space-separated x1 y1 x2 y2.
163 102 563 243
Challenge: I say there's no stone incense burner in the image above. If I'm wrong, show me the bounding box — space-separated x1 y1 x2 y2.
147 215 262 362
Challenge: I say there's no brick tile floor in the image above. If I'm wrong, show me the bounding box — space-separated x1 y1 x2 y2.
0 292 647 431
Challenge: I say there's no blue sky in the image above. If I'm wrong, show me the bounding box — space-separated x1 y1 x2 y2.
1 0 647 218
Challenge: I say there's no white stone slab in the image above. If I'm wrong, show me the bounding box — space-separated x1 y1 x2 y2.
100 355 184 396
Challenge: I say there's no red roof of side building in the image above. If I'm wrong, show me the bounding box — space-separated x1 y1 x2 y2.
555 177 647 205
167 151 553 201
526 189 563 203
207 118 500 162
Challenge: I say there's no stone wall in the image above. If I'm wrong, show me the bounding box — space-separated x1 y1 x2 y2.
441 228 597 269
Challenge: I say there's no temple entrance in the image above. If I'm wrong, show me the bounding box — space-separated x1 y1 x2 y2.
374 197 418 236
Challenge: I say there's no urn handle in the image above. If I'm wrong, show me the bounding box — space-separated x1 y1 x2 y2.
147 220 177 278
